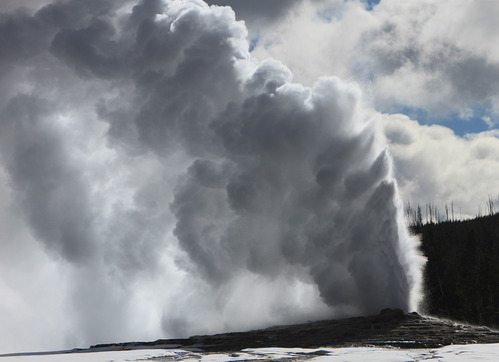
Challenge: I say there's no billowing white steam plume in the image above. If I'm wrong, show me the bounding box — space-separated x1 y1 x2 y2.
0 0 422 353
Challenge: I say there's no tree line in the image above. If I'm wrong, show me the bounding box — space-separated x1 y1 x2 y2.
409 209 499 329
405 196 498 227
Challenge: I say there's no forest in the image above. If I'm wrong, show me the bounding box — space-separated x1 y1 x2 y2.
407 204 499 329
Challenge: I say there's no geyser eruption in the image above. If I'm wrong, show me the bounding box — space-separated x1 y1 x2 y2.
0 0 422 353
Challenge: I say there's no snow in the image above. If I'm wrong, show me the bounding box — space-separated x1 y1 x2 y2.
2 344 499 361
0 349 179 362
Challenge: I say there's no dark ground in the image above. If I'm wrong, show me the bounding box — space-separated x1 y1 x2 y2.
89 309 499 353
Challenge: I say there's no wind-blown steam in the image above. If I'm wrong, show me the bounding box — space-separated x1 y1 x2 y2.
0 0 422 353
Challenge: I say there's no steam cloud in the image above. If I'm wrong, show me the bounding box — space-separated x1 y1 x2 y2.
0 0 422 352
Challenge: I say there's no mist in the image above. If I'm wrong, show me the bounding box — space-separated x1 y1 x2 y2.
0 0 422 353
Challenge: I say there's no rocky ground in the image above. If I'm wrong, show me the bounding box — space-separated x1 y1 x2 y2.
89 309 499 352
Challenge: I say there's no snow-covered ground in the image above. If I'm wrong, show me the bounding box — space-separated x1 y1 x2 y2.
2 344 499 361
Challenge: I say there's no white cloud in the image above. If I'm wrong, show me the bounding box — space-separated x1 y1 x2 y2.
383 113 499 219
251 0 373 87
252 0 499 119
482 116 494 128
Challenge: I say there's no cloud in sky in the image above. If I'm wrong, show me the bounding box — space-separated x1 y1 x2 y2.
251 0 499 124
0 0 423 354
383 113 499 220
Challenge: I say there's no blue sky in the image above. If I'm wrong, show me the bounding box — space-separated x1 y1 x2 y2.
386 105 495 137
363 0 380 11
